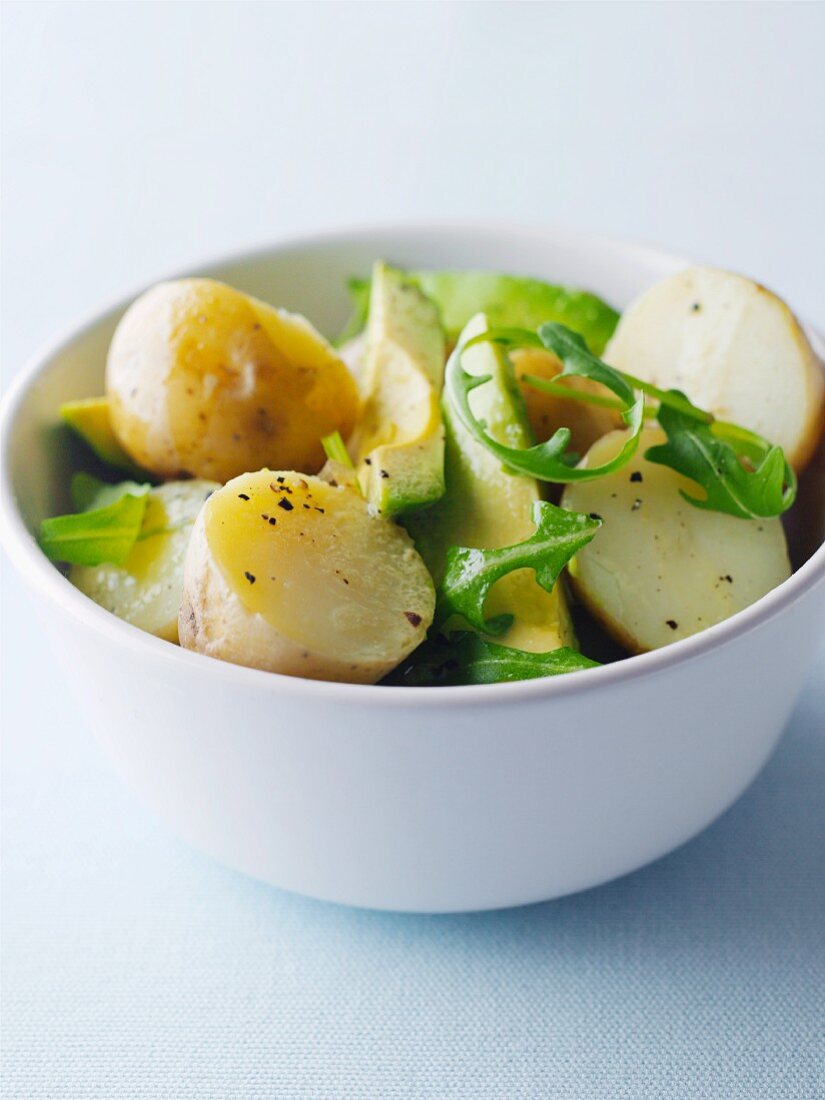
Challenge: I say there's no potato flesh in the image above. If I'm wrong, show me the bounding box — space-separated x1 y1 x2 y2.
70 479 219 641
203 472 434 667
604 267 825 471
107 279 359 482
562 429 791 652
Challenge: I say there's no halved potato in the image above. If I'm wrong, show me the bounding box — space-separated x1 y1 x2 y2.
106 279 360 482
511 347 621 454
604 267 825 471
561 428 791 653
70 479 219 641
179 471 435 683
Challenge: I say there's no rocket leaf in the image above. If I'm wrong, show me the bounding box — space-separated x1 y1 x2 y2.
437 500 601 635
384 633 599 687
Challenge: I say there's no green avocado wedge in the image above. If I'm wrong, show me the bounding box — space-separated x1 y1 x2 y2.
60 396 145 478
350 263 447 517
407 313 576 653
338 269 619 355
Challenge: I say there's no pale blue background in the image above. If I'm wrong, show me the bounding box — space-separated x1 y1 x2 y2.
2 3 824 1097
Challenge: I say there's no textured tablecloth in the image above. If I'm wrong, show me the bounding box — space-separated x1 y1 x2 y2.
2 568 824 1098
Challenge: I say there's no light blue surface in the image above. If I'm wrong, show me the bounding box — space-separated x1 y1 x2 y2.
3 3 825 1096
2 570 824 1098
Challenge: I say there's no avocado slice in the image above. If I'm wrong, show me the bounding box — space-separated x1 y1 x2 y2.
351 263 446 517
338 270 619 356
408 314 575 652
60 396 145 476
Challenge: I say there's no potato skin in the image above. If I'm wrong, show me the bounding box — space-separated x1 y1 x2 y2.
179 471 435 684
106 279 359 482
562 428 791 653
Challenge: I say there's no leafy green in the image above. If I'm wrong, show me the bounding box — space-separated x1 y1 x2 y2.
384 633 599 687
337 270 620 354
336 278 372 344
39 478 151 566
444 322 645 484
321 430 355 469
438 500 601 635
70 473 150 512
646 402 796 519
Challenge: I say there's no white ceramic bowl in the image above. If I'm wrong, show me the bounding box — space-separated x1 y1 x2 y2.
3 224 824 913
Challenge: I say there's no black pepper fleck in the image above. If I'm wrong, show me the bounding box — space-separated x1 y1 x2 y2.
278 498 294 511
589 512 602 521
631 498 642 511
691 302 701 312
630 471 643 483
666 619 678 630
244 571 256 584
380 469 390 479
268 517 277 525
364 458 372 466
238 493 250 501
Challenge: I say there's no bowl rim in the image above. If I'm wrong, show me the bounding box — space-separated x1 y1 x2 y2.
2 219 824 709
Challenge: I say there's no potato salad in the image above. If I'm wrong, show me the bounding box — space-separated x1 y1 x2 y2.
41 263 824 685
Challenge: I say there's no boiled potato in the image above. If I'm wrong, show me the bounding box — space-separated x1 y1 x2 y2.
561 428 791 653
106 279 359 482
604 267 825 471
179 471 435 683
511 347 620 454
71 479 219 641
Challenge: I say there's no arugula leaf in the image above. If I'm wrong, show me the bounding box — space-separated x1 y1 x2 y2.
438 500 601 634
336 270 620 354
39 479 151 566
384 633 599 687
646 402 796 519
444 322 645 484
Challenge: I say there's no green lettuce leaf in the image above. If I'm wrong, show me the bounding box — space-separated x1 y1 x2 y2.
39 478 151 566
70 473 150 512
438 500 601 635
384 634 599 686
337 270 619 354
